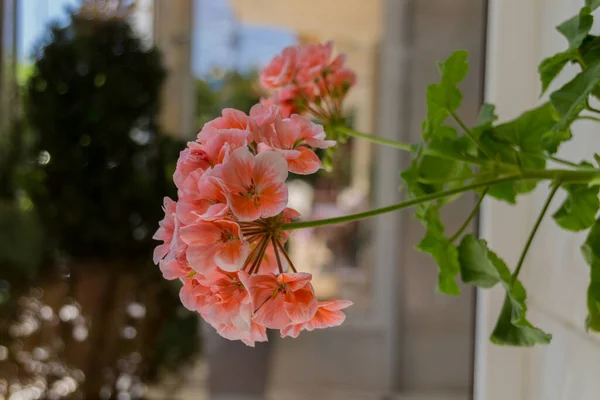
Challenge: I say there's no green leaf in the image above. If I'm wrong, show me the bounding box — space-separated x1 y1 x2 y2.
487 182 517 204
581 219 600 331
558 7 594 50
586 0 600 10
553 183 600 231
457 235 551 346
491 103 564 154
476 103 497 128
458 235 501 288
581 35 600 66
491 292 553 346
423 50 469 141
417 208 461 296
478 103 568 203
550 61 600 132
539 51 575 94
400 163 462 296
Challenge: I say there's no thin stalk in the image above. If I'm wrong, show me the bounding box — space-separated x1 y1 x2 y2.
578 115 600 123
586 99 600 114
511 181 562 283
336 125 589 172
284 175 521 230
450 110 493 159
249 235 270 275
243 237 266 270
284 169 600 231
336 125 492 168
336 125 412 151
275 239 297 273
548 156 584 169
449 186 490 243
271 236 284 274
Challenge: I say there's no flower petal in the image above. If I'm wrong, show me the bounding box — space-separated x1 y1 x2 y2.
287 147 322 175
215 240 249 271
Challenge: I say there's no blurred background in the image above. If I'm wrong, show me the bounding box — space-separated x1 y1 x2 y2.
1 1 599 400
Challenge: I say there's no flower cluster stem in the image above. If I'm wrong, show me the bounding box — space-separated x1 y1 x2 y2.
284 175 519 230
284 169 600 231
334 126 593 171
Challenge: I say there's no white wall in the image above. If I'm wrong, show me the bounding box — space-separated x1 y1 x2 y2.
476 1 600 399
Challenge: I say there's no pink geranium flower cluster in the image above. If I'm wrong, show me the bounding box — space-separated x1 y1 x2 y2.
260 41 356 122
153 104 352 346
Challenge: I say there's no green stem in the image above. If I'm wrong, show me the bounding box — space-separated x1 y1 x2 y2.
335 125 413 151
578 115 600 123
449 110 493 159
337 125 590 172
548 156 584 169
284 175 521 231
449 186 490 243
511 181 562 283
586 99 600 114
284 169 599 231
335 125 491 168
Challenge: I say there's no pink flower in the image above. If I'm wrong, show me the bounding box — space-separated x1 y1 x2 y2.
180 219 249 273
215 147 288 221
153 197 177 264
159 247 191 280
249 103 280 127
197 108 256 143
179 275 215 315
260 115 335 174
153 198 192 280
177 169 228 225
240 272 318 330
173 143 212 190
327 68 357 94
296 42 333 84
260 46 298 88
260 41 355 123
280 298 353 338
206 270 252 329
216 319 268 347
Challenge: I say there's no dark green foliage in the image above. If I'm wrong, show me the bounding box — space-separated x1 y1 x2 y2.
24 14 181 263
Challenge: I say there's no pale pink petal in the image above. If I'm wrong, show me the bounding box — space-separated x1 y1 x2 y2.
284 287 318 324
319 298 354 311
250 103 280 127
215 147 254 193
287 147 322 175
227 193 262 222
186 243 219 274
241 321 268 347
274 118 301 149
256 181 288 219
159 254 191 280
253 295 290 329
202 203 229 220
153 243 170 264
239 273 279 310
310 299 353 330
230 302 253 331
253 150 289 183
278 272 313 291
280 322 307 339
215 240 250 272
282 207 301 221
179 222 222 246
